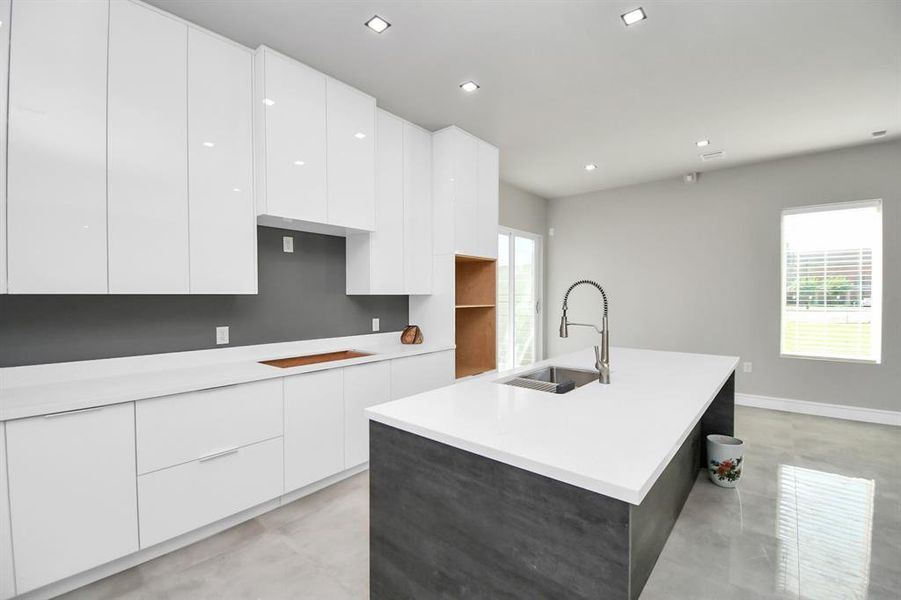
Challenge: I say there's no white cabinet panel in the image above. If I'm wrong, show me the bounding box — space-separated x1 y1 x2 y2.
390 350 455 401
404 123 433 294
138 437 283 548
254 47 327 223
452 131 479 256
108 0 188 293
431 130 455 256
0 0 10 295
409 253 456 345
284 369 345 492
6 0 109 293
326 78 376 231
0 423 14 600
344 361 390 468
188 29 256 294
6 404 138 593
477 141 500 259
136 379 283 474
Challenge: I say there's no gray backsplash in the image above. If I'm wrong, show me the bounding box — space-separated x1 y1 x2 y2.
0 226 409 367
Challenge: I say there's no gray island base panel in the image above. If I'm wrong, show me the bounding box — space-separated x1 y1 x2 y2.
370 373 735 600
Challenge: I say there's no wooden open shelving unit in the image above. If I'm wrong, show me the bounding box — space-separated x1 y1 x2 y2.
455 255 497 379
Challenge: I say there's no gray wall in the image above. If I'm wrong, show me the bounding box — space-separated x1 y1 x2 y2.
547 140 900 411
0 227 409 367
499 181 549 359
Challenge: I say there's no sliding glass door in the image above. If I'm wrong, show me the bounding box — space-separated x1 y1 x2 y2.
497 228 543 371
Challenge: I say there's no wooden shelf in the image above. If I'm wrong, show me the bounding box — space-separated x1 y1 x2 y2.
455 255 496 379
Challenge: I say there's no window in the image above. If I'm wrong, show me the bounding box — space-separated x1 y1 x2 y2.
780 200 882 363
497 229 542 370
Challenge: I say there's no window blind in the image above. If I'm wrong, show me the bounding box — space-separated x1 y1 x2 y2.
780 200 882 363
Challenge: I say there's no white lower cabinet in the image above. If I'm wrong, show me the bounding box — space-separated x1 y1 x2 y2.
0 423 15 600
390 351 455 400
344 362 390 468
5 404 139 594
284 370 345 492
138 437 283 549
135 379 283 474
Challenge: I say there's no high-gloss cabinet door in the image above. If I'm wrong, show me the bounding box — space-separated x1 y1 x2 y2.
284 369 345 492
188 29 256 294
6 0 109 293
6 404 138 593
0 423 14 600
108 0 188 293
257 48 327 223
452 132 479 256
344 361 390 468
326 78 376 231
0 0 10 295
404 123 433 293
476 141 500 259
390 351 455 400
372 109 404 292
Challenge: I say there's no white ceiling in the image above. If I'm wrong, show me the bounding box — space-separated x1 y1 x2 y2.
148 0 901 199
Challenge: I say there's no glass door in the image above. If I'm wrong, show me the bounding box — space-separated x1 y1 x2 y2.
497 228 543 371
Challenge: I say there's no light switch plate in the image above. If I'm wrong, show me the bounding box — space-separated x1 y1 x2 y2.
283 236 294 253
742 361 752 373
372 318 380 332
216 326 230 345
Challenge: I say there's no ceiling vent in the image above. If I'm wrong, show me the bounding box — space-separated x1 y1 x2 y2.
700 150 726 161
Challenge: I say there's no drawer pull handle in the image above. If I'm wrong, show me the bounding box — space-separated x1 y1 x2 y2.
198 448 240 463
43 406 104 419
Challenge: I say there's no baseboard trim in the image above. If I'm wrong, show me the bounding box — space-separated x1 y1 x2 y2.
736 393 900 427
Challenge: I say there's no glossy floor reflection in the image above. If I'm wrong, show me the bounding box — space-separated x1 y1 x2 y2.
61 406 900 600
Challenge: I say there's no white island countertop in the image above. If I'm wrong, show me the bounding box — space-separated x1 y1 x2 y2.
367 347 738 505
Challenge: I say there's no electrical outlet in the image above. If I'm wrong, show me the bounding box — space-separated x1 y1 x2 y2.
742 361 752 373
372 318 380 332
216 326 229 345
283 236 294 253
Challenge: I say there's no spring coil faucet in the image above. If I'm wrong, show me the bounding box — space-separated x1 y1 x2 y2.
559 279 610 384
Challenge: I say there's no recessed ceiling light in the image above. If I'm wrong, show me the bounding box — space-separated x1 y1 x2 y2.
871 130 887 138
700 150 726 161
621 7 646 26
232 188 241 192
585 164 597 171
460 81 480 93
294 160 306 166
262 98 275 106
696 139 710 148
202 141 215 148
354 132 367 139
365 15 390 34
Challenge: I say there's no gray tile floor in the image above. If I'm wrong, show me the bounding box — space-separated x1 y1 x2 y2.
62 406 900 599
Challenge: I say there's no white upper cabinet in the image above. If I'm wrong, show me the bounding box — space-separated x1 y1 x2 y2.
188 29 256 294
253 46 328 225
6 0 109 293
6 403 139 593
0 0 10 296
476 141 500 260
108 0 189 293
326 78 376 231
404 122 434 293
431 127 499 259
346 110 432 295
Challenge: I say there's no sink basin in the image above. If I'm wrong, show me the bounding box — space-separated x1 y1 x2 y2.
500 366 599 394
260 350 372 368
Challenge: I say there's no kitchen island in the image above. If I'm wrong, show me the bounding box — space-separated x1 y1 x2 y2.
366 346 738 600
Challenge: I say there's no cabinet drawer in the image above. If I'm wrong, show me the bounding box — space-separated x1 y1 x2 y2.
390 351 455 400
136 379 282 474
138 437 283 548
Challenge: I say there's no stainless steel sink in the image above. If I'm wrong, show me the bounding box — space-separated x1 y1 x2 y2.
500 366 599 394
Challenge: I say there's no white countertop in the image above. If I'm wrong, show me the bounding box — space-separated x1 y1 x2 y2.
366 347 738 505
0 333 454 421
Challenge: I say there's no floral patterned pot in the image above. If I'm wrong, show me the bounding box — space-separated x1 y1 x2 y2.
706 434 744 488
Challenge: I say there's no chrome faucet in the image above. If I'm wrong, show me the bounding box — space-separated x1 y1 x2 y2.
559 279 610 384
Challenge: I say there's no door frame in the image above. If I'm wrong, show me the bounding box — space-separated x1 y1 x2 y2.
497 226 544 368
